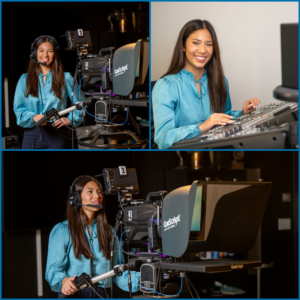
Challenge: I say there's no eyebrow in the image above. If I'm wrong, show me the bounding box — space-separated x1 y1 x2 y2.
86 188 101 191
192 39 213 42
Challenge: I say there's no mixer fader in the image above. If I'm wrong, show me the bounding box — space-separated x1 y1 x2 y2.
170 101 298 149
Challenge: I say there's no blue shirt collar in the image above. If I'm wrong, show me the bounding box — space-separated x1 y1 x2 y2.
180 68 207 82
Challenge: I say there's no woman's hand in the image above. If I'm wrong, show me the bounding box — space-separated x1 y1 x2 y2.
242 97 261 115
61 275 78 296
33 114 47 126
52 117 71 129
199 113 234 132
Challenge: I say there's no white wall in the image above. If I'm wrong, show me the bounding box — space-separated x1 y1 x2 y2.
151 2 298 109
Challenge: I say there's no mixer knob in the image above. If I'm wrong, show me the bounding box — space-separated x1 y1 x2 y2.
225 131 230 137
265 121 271 128
239 125 243 131
260 125 264 132
234 127 239 133
230 129 234 135
276 120 280 127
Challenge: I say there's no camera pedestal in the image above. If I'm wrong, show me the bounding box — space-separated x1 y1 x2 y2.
78 126 148 149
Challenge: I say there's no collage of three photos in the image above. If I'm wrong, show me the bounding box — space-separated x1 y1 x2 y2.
2 1 298 299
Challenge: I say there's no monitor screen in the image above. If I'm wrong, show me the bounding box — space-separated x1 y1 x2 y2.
135 53 140 78
190 185 202 231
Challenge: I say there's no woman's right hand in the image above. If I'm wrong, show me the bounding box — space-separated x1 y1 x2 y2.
33 114 47 126
199 113 234 132
61 275 78 296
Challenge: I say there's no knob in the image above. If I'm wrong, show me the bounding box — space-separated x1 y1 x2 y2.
233 178 237 183
225 131 230 137
234 127 239 133
239 125 243 131
205 177 211 182
230 129 234 135
276 120 280 127
259 178 264 183
260 125 264 131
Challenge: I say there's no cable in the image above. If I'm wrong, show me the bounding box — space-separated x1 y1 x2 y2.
184 272 194 299
88 285 104 299
119 231 183 297
187 278 200 298
83 107 129 126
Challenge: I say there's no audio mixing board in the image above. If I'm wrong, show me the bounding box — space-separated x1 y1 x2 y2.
170 101 298 149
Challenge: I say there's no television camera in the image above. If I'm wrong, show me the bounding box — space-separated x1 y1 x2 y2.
61 166 272 298
35 30 149 149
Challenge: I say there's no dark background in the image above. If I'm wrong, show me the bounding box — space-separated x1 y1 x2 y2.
2 2 150 146
2 151 298 298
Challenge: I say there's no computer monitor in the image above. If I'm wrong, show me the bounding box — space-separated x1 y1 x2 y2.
161 180 272 257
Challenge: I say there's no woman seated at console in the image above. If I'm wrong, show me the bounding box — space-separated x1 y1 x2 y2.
13 35 84 149
45 175 140 298
152 19 261 149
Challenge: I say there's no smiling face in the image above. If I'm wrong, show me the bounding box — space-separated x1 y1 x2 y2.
80 181 104 217
36 41 54 67
183 29 213 77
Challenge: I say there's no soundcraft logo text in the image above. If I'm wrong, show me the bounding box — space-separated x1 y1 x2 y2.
163 214 181 231
114 64 128 77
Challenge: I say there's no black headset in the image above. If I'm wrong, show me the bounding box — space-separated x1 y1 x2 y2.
30 35 60 61
68 175 103 209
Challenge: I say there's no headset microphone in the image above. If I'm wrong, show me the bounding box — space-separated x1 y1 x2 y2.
32 60 47 67
69 201 103 210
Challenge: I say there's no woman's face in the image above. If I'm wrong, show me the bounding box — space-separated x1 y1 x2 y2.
81 181 104 213
36 41 55 67
183 29 213 75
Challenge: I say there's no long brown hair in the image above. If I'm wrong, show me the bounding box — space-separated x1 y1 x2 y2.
162 19 227 113
26 37 65 99
67 176 112 260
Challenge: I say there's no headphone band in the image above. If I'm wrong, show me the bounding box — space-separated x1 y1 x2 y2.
31 35 60 53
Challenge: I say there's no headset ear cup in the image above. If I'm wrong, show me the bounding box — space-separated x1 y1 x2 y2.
68 192 81 209
33 48 37 61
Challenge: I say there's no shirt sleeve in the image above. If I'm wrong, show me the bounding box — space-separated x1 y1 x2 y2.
112 229 140 292
45 223 70 293
152 77 202 149
13 74 36 128
65 73 85 127
224 77 242 118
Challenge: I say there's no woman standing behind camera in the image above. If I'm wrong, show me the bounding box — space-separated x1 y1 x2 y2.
45 176 140 298
152 20 261 149
13 36 84 149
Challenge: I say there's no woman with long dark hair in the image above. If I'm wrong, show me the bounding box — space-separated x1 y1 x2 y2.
45 176 140 298
152 20 261 149
13 36 84 149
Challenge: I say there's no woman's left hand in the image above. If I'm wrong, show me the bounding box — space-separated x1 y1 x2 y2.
52 117 71 129
242 97 261 115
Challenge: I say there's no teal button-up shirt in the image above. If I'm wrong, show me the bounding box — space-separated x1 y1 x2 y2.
13 71 84 128
45 220 140 293
152 68 242 149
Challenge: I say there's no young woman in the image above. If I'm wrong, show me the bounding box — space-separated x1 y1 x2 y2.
13 36 84 149
45 176 140 298
152 19 261 149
